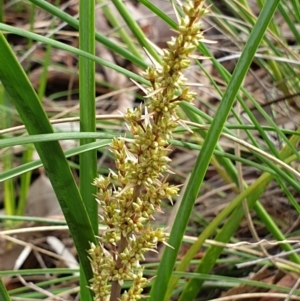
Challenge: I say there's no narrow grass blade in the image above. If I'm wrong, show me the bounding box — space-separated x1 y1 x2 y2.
178 3 290 299
0 140 112 182
78 2 97 298
0 23 148 86
0 132 114 148
8 275 77 296
111 0 161 63
0 32 95 299
165 148 300 298
17 149 33 216
0 278 11 301
137 0 176 29
180 177 300 301
278 3 300 44
78 0 97 233
97 0 142 60
149 1 281 300
27 0 147 68
1 89 16 216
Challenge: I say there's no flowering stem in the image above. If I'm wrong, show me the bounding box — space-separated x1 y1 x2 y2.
109 184 142 300
88 1 208 300
110 236 128 301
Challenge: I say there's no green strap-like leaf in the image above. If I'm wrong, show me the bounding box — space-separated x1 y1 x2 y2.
27 0 147 68
149 1 281 300
0 278 11 301
0 23 148 86
177 1 282 300
0 32 96 300
0 140 112 182
78 1 97 298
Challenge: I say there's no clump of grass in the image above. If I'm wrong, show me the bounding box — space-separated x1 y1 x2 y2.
88 1 207 300
2 0 300 300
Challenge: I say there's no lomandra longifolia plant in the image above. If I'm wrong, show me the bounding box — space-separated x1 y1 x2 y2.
88 1 208 300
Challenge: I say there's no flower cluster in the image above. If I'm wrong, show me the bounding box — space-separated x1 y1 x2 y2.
89 1 208 300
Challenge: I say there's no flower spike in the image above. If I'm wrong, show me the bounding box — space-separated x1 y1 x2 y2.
89 1 208 300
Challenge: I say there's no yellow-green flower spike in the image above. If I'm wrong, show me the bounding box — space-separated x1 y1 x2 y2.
89 1 207 299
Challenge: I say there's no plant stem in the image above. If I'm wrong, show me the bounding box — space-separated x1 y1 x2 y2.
110 235 128 301
109 185 141 300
